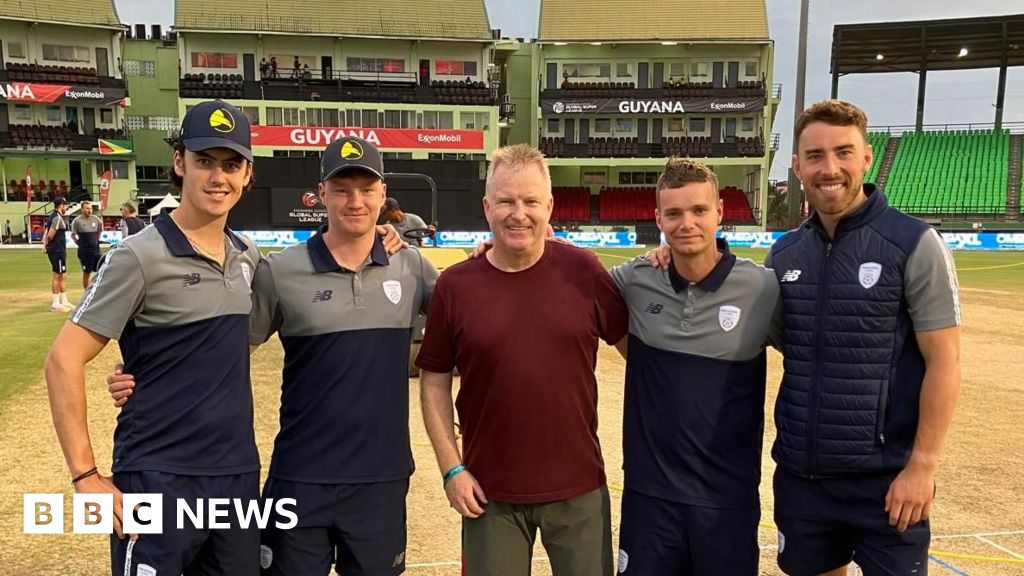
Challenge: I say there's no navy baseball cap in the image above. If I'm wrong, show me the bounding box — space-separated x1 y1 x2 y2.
52 197 67 206
179 99 253 162
383 198 400 211
321 136 384 182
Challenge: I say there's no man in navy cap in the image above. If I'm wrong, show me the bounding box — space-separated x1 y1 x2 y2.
248 135 437 576
45 100 265 576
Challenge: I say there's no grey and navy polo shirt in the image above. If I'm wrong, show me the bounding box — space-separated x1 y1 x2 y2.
45 210 67 253
71 215 262 476
250 228 438 484
71 214 103 254
611 239 780 509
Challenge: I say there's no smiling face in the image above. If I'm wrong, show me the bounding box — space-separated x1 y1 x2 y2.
173 147 252 221
793 121 873 221
319 169 386 240
656 180 722 258
483 163 553 256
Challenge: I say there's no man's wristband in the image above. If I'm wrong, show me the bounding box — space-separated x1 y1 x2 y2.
71 467 98 486
442 464 466 485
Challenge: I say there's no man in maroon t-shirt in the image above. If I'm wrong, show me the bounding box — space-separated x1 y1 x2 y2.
417 144 628 576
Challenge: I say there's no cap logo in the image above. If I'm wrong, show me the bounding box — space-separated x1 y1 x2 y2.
340 140 364 160
209 108 235 133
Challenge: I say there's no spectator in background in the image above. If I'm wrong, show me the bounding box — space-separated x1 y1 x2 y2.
562 70 571 90
3 219 11 244
302 63 311 80
70 200 103 289
42 197 71 312
259 57 269 78
292 56 301 79
381 198 430 246
119 202 145 238
270 56 279 78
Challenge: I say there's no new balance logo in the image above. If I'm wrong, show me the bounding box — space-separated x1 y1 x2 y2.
644 303 664 314
181 273 201 287
312 290 333 303
781 270 802 282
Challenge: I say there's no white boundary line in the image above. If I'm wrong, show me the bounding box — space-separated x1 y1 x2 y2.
974 535 1024 559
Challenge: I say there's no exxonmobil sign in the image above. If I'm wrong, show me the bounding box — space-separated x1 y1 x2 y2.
0 82 127 105
250 126 485 150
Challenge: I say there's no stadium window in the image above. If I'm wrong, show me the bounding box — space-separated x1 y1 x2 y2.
273 150 289 157
742 117 754 132
547 118 560 134
191 52 239 69
438 111 454 129
462 112 488 130
563 63 611 78
669 62 686 79
616 63 631 77
594 119 611 133
45 106 61 123
346 57 406 73
241 107 260 126
7 41 24 59
97 160 129 179
615 118 633 133
745 62 758 77
385 110 402 128
435 60 478 76
422 111 438 130
668 117 685 132
645 172 658 184
363 109 379 128
13 104 30 120
282 108 301 126
689 117 706 132
42 44 91 63
690 62 708 77
266 107 283 126
618 172 632 185
100 108 113 124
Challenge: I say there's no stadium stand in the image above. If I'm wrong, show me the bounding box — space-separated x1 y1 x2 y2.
7 124 126 150
885 129 1009 214
180 73 243 99
593 186 755 223
551 186 590 221
4 63 100 84
431 80 493 105
865 131 890 184
720 186 756 223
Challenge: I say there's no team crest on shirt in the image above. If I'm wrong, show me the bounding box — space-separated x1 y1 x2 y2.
382 280 402 304
260 545 273 569
241 262 253 287
719 305 741 332
858 262 882 289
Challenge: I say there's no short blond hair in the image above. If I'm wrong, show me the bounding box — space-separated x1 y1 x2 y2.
656 157 719 207
486 144 551 193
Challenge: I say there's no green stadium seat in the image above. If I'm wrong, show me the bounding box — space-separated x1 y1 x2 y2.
884 129 1009 215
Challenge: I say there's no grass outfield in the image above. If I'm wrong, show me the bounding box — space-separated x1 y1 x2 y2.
0 246 1021 408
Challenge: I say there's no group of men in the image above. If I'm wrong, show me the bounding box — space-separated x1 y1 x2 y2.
42 199 145 312
44 96 961 576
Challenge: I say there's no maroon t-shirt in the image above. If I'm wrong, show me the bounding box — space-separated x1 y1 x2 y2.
416 242 628 503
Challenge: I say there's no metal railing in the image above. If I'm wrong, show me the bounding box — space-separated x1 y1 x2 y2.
870 122 1024 136
772 83 783 99
770 133 780 151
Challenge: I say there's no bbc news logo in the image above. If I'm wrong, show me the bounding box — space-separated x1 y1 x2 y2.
23 494 298 534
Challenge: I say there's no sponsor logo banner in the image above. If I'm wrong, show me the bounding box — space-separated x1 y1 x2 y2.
718 231 1024 251
0 82 127 105
540 97 764 115
250 125 485 150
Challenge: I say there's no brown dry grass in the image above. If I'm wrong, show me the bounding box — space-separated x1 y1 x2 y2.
0 289 1021 575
